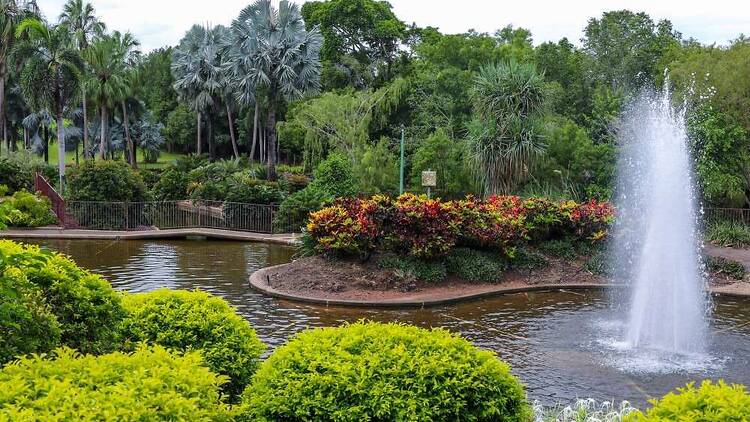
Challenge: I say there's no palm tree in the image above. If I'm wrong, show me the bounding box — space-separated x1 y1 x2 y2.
172 24 227 159
14 18 84 189
468 60 548 195
84 35 127 159
1 0 38 152
109 30 141 167
59 0 105 159
227 0 322 180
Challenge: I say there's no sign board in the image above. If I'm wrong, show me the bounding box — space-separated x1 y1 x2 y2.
421 170 437 188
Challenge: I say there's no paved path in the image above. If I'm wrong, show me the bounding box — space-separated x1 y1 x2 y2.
0 227 301 246
705 244 750 271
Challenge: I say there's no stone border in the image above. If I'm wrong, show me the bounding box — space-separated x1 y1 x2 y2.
250 263 750 308
250 264 619 308
0 227 301 246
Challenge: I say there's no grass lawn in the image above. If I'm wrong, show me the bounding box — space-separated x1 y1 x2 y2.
44 141 185 169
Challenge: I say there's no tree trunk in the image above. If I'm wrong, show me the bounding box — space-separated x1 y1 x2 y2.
100 106 107 160
23 127 28 150
82 87 89 159
250 102 259 164
56 111 66 190
266 99 277 181
196 111 202 155
208 114 215 160
43 125 49 163
122 101 136 169
227 103 239 159
0 70 6 153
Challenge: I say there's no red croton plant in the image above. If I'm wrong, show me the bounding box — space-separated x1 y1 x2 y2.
307 194 615 259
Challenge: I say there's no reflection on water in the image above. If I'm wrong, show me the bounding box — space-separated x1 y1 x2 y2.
23 238 750 406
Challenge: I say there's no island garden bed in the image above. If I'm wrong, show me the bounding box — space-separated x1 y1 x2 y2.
257 193 750 305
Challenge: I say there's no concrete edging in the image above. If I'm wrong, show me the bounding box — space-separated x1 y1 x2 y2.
250 263 750 308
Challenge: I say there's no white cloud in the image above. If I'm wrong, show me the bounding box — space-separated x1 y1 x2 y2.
36 0 750 52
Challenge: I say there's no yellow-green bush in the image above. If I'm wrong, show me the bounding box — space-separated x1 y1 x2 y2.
0 267 61 365
0 346 231 421
121 289 266 399
627 380 750 421
238 321 531 421
0 241 125 355
0 190 56 228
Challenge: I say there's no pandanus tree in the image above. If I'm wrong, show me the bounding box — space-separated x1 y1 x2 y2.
13 18 84 190
468 60 548 195
0 0 38 151
171 24 225 159
227 0 322 180
59 0 105 159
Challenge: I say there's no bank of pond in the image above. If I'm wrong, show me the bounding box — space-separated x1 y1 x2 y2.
1 239 750 421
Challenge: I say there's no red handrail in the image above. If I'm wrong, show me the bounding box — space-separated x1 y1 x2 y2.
34 173 66 226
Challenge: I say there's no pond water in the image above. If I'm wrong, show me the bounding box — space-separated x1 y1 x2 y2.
24 238 750 407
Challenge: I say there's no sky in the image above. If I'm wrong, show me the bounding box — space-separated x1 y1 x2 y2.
36 0 750 52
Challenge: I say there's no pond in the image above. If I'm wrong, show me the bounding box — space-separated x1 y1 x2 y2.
24 238 750 407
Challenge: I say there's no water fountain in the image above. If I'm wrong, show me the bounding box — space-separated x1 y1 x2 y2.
613 80 709 356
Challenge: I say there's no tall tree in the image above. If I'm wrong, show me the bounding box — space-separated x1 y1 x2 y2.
84 35 127 159
583 10 680 88
59 0 105 159
227 0 322 180
1 0 38 152
468 60 548 195
172 24 225 159
14 18 84 189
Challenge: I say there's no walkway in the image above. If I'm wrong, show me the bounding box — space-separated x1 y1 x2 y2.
0 227 301 246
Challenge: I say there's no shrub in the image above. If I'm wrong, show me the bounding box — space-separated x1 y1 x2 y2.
153 168 190 200
238 322 531 421
458 195 527 254
392 193 461 258
67 160 149 202
274 185 332 232
120 289 266 399
706 220 750 248
512 247 550 270
0 265 61 365
139 168 164 189
584 249 610 276
0 346 231 420
307 196 390 258
566 199 615 241
445 248 508 282
538 239 578 260
279 172 310 194
627 380 750 421
377 254 447 283
534 399 638 422
0 190 57 227
706 256 746 280
0 152 56 194
311 153 356 197
0 240 125 355
226 175 283 204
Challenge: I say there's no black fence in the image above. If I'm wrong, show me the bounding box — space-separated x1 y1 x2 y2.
704 208 750 226
63 200 305 234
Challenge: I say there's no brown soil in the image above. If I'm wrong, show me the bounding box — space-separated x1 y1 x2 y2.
261 251 750 303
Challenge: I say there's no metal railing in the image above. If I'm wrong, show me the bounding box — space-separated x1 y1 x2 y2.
704 208 750 226
35 173 67 224
63 200 305 233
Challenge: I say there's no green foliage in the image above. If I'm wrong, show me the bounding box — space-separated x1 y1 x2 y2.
238 321 531 421
584 249 610 276
0 152 56 194
628 380 750 421
226 175 283 205
410 129 475 198
274 185 332 232
706 256 746 280
445 248 508 282
0 190 56 227
705 220 750 248
152 168 189 200
67 160 149 202
311 153 356 197
0 240 125 355
138 47 178 124
0 346 231 421
120 289 266 399
538 239 578 260
0 262 61 365
377 254 447 283
535 38 593 122
512 247 550 270
164 104 198 152
352 138 399 195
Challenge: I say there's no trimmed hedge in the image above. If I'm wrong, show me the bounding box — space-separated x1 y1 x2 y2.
0 346 231 421
0 241 125 356
67 160 149 202
120 289 266 399
238 321 531 421
627 380 750 421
